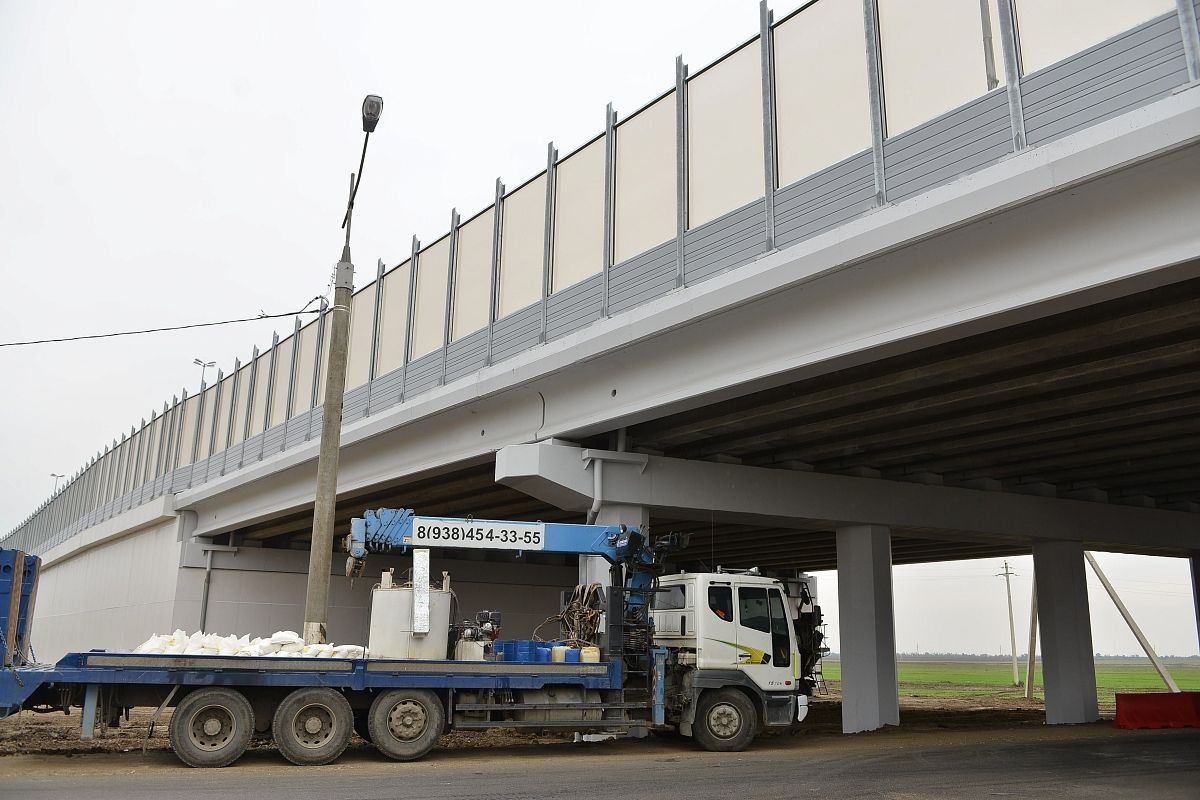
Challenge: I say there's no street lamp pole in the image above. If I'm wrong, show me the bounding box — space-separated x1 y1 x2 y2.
194 358 215 387
50 473 65 493
302 95 383 645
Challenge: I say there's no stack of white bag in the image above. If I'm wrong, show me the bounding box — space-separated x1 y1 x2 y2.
133 629 365 659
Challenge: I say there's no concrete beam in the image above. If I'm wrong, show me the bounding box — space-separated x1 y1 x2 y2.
496 443 1200 552
836 525 899 733
1033 540 1099 724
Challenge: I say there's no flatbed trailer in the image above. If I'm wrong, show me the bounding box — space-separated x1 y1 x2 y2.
0 649 657 766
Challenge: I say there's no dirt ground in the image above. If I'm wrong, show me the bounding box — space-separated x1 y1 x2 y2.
0 687 1056 759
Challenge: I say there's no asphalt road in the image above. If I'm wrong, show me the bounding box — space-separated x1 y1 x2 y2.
1 725 1197 799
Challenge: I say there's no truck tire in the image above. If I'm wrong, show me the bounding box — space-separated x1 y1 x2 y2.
693 689 757 753
168 687 254 768
272 687 354 766
367 688 444 761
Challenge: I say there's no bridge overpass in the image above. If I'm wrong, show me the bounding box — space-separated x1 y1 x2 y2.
6 0 1200 734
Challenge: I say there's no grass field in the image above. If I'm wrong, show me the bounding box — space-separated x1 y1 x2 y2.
819 659 1200 706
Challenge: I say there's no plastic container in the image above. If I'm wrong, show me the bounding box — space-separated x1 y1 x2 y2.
565 648 581 663
551 646 569 663
580 646 601 663
536 647 551 662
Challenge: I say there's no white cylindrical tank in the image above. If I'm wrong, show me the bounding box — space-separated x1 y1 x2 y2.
367 585 452 660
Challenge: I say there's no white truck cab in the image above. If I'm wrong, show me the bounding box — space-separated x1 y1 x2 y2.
649 569 825 750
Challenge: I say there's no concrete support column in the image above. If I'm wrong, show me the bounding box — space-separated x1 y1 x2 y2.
835 524 899 733
1032 539 1099 724
1190 552 1200 653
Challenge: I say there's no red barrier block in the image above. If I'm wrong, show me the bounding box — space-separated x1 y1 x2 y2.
1114 692 1200 729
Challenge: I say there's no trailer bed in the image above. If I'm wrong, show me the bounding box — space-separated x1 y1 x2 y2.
0 650 623 717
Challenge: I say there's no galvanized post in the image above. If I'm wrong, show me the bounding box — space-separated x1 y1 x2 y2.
243 347 259 443
189 380 207 485
205 370 224 480
121 427 136 505
539 143 557 343
602 104 617 317
484 178 504 366
996 0 1027 150
173 389 189 473
365 258 385 416
862 0 888 205
307 300 328 440
98 445 111 506
281 316 301 451
759 1 778 251
675 56 689 288
1176 0 1200 81
224 359 240 453
162 397 179 484
139 411 155 487
152 403 168 484
441 209 461 385
400 236 420 401
262 332 279 438
979 0 1000 91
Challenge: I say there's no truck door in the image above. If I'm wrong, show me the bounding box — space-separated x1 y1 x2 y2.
735 586 793 691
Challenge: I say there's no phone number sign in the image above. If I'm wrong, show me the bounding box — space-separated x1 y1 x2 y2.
405 517 546 551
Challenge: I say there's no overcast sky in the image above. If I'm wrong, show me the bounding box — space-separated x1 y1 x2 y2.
0 1 1195 658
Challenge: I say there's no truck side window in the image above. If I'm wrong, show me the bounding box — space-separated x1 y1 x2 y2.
737 587 770 634
768 589 791 668
708 586 732 622
653 585 686 610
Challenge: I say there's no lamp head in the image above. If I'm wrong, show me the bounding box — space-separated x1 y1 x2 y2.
362 95 383 133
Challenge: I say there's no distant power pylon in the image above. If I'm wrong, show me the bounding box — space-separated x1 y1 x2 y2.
996 561 1020 686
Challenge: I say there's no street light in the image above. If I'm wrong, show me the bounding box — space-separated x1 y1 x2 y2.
303 94 383 645
50 473 65 493
193 358 215 386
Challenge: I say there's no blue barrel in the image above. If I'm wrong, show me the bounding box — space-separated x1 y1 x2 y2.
514 640 538 661
536 647 551 662
565 647 581 663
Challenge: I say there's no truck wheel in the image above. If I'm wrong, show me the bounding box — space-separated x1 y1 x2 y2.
168 688 254 768
693 689 757 753
367 689 444 761
272 687 354 766
353 710 372 743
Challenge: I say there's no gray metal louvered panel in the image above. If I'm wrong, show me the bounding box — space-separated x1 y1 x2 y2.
490 304 543 364
774 152 876 249
546 274 604 340
261 425 285 455
446 329 488 383
369 367 405 413
884 90 1013 202
168 464 190 493
683 199 767 286
404 352 443 397
1022 13 1187 146
609 239 677 315
283 414 311 450
239 433 264 466
343 383 369 420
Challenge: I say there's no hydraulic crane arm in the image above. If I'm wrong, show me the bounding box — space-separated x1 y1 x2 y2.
342 508 648 578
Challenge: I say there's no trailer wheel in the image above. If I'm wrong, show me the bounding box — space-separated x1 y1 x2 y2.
272 687 354 766
168 688 254 768
367 689 444 761
693 689 756 753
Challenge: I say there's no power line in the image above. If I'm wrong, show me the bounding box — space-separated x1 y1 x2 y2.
0 297 324 348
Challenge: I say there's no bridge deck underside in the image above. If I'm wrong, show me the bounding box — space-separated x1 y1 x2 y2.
235 273 1200 572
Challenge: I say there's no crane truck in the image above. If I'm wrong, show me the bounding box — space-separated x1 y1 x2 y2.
0 509 825 767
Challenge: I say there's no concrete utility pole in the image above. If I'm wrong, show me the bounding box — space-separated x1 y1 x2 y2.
997 560 1019 686
302 95 383 645
1084 551 1180 693
1024 581 1038 699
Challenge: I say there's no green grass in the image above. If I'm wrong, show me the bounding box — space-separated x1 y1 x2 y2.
819 659 1200 706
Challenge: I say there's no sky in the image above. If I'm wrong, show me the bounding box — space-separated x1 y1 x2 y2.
0 0 1195 658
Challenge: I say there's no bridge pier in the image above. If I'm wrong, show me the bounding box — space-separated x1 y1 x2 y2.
835 525 900 733
1032 540 1099 724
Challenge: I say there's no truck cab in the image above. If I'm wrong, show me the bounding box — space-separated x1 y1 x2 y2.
650 569 824 750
